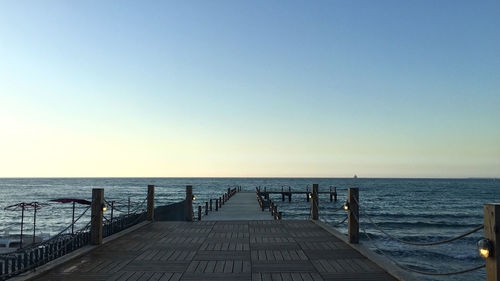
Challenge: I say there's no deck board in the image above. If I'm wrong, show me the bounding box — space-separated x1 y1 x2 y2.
32 220 397 281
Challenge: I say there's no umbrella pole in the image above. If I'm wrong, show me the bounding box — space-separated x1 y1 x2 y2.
20 205 24 249
72 201 75 235
33 206 37 244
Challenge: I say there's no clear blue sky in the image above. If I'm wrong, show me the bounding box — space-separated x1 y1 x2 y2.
0 0 499 177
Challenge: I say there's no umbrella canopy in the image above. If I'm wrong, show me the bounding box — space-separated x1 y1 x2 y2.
49 198 91 205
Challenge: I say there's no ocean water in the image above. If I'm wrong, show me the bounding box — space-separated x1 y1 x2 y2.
0 178 498 281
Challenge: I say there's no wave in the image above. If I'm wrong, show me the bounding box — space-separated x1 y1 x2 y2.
361 212 482 221
374 247 482 262
360 231 482 246
365 220 483 229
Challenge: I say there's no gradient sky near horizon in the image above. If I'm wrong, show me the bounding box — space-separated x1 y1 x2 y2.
1 0 499 178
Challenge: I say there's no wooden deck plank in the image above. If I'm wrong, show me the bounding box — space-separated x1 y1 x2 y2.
31 220 398 281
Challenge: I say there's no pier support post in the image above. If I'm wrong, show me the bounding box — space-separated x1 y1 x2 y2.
185 185 193 221
334 187 337 202
205 202 208 216
210 199 213 211
329 186 333 202
198 206 202 221
90 188 104 245
147 185 154 221
311 184 319 220
348 187 359 243
215 199 219 211
484 203 500 281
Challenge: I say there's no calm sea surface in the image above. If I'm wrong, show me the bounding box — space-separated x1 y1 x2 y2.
0 178 498 281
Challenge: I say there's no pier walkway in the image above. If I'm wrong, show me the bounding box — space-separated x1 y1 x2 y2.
203 192 273 221
26 188 401 281
32 220 397 281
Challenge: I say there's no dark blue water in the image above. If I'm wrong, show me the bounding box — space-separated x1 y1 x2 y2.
1 178 498 280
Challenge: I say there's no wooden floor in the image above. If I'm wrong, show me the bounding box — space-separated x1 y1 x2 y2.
204 192 273 221
33 221 397 281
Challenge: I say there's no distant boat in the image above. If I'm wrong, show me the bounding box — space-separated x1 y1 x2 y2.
354 174 358 179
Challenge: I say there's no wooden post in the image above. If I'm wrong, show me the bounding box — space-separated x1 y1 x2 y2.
227 188 231 198
215 199 219 211
334 187 337 202
348 187 359 243
210 199 213 211
147 185 155 221
329 186 333 202
311 184 319 220
288 186 292 202
185 185 193 221
205 202 209 216
484 203 500 280
281 186 285 201
90 188 104 245
198 206 202 221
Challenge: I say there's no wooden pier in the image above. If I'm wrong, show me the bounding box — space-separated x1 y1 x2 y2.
257 186 338 203
25 189 402 281
31 220 397 281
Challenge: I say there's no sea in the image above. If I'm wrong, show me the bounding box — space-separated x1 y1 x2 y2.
0 178 498 281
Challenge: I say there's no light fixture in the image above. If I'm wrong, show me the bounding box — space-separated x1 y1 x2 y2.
102 203 107 212
308 194 312 199
192 195 196 201
343 201 349 210
478 239 492 258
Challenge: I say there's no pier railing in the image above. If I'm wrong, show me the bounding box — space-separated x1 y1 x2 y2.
345 189 490 278
267 184 495 280
0 184 212 280
0 206 91 280
194 186 241 221
254 184 497 279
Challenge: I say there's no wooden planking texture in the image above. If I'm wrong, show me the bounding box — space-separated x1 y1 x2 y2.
32 220 397 281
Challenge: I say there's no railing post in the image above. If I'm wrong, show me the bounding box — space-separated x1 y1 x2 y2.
348 187 359 243
210 199 213 211
147 185 154 221
90 188 104 245
311 184 319 220
484 203 499 281
198 205 202 221
205 202 209 216
228 188 231 198
215 199 219 211
185 185 193 221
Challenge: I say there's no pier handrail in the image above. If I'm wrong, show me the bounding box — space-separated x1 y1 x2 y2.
327 215 348 227
352 196 484 246
0 206 92 280
349 195 487 276
354 210 486 276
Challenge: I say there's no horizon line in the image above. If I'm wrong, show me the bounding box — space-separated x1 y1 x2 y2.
0 176 497 179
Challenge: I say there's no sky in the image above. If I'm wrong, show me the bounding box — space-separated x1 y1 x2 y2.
0 0 499 178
